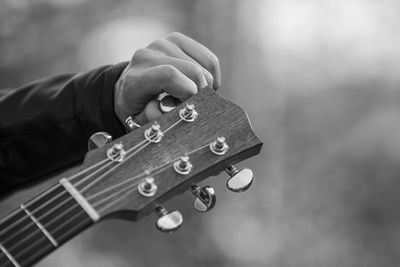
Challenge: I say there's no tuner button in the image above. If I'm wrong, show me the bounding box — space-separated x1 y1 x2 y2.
138 177 158 197
210 136 229 155
189 185 216 212
225 166 253 192
174 156 193 175
155 206 183 233
88 132 112 151
144 122 164 143
179 103 198 122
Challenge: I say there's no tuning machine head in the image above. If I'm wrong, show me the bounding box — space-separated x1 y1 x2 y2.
88 132 112 151
189 185 216 212
155 206 183 233
225 166 253 192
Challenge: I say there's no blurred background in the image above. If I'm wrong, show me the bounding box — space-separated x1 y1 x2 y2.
2 0 400 266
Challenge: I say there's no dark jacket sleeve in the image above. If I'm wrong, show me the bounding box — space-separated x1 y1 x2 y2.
0 62 128 197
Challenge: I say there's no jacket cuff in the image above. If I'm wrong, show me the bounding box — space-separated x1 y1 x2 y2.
76 62 129 140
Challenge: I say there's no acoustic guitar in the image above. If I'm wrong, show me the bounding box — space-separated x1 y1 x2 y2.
0 86 262 267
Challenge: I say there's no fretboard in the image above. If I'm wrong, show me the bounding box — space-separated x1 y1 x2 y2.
0 184 93 267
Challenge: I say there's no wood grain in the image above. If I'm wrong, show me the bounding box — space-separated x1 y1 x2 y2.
74 86 263 221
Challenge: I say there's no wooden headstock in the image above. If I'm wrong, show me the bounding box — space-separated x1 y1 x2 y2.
73 86 262 222
0 87 262 267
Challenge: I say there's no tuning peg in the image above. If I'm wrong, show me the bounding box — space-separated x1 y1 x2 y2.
189 185 216 212
155 206 183 233
88 132 112 151
225 166 253 192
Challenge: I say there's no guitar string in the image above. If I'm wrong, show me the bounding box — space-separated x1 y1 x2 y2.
77 118 183 193
10 206 86 261
13 207 91 265
18 242 53 267
0 112 182 228
2 115 240 259
0 157 113 236
73 139 149 188
5 115 182 264
16 208 90 265
3 138 214 260
0 140 153 248
19 243 53 267
86 152 184 202
89 141 213 207
94 142 212 213
0 118 184 247
78 141 151 193
0 140 147 236
6 204 84 253
2 146 175 254
90 163 174 209
6 116 237 247
0 115 179 235
1 141 208 261
0 140 150 239
0 158 109 227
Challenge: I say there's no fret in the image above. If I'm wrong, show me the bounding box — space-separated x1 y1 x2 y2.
0 184 93 266
21 185 93 243
43 203 92 244
0 209 33 251
0 243 20 267
0 209 21 227
19 205 58 247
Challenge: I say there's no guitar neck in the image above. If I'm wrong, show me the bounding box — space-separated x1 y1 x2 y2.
0 183 93 267
0 87 263 266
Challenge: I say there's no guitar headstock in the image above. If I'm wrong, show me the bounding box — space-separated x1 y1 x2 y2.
68 86 262 231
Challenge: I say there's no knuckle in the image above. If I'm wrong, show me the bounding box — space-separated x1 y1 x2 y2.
179 63 203 86
166 32 184 42
190 64 203 76
189 65 205 83
131 48 150 62
159 64 178 81
122 72 139 90
148 38 169 50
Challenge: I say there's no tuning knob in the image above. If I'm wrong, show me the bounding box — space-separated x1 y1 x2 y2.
88 132 112 151
225 166 253 192
189 185 216 212
155 206 183 233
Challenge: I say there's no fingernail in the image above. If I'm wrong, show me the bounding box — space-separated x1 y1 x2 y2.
159 95 182 113
204 71 213 87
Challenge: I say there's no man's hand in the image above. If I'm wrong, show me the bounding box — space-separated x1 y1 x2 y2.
114 32 221 127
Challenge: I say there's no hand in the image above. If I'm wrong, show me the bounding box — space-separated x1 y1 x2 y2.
114 32 221 127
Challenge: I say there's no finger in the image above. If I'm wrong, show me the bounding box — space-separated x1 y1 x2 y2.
143 55 209 91
119 65 198 117
138 64 199 100
148 39 214 87
166 32 221 90
134 100 163 125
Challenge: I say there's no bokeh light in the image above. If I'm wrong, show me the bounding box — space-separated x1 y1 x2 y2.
2 0 400 266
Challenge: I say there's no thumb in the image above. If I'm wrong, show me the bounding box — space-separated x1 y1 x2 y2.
134 99 163 126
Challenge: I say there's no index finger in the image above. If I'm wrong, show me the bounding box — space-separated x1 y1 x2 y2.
166 32 221 90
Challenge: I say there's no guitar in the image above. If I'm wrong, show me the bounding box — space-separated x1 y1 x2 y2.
0 86 262 267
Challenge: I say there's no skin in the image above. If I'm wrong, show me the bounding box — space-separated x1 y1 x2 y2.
114 32 221 126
